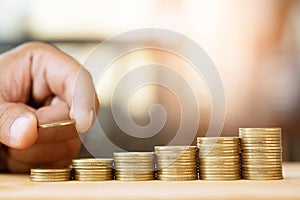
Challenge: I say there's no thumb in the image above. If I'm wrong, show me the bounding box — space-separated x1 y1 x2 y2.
0 102 38 149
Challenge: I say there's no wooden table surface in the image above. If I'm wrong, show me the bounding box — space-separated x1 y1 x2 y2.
0 162 299 200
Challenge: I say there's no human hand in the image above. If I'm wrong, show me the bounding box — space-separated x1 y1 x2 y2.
0 42 98 172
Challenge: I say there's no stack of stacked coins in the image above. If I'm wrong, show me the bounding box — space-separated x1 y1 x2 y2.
197 137 241 180
239 128 283 180
155 146 198 181
114 152 155 181
30 168 71 182
72 158 113 181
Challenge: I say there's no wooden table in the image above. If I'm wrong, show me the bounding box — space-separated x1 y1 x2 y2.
0 162 299 200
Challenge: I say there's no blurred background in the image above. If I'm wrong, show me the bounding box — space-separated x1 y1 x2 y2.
0 0 300 161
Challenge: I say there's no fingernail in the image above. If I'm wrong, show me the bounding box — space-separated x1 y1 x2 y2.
10 116 34 145
76 109 94 133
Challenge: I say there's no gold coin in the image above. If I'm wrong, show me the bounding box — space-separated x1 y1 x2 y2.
197 141 239 145
114 157 154 162
30 177 70 182
115 172 154 177
242 168 282 172
239 130 281 134
155 146 197 150
242 149 282 153
242 175 283 180
72 158 113 165
115 173 154 178
240 143 280 147
157 166 197 171
199 155 240 162
200 177 241 181
31 168 71 173
198 142 239 146
73 168 112 173
199 169 240 173
241 152 281 156
115 169 154 174
30 175 71 180
158 169 197 173
199 160 240 165
72 165 113 169
155 151 198 156
200 174 241 178
72 164 112 168
199 165 240 169
157 172 197 176
199 149 240 153
74 174 113 178
30 171 71 175
115 174 154 178
114 163 154 167
75 173 113 176
198 146 240 150
240 134 281 138
114 166 154 171
74 177 112 181
239 135 281 139
241 146 281 149
157 174 197 180
74 169 113 174
199 171 241 175
199 176 241 180
242 171 282 175
114 161 154 165
157 163 197 169
199 147 240 150
241 141 281 145
239 128 281 132
38 119 75 129
115 177 154 181
241 156 281 160
241 160 281 165
114 152 154 157
242 166 282 171
199 171 240 175
157 159 197 163
157 176 197 181
74 172 113 175
156 154 197 159
197 137 239 141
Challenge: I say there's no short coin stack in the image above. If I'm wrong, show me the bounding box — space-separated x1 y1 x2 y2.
197 137 241 180
114 152 155 181
239 128 283 180
72 158 113 181
30 168 71 182
155 146 198 181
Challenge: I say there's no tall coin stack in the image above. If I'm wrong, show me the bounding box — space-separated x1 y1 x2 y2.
155 146 198 181
239 128 283 180
197 137 241 181
72 158 113 181
30 168 71 182
114 152 155 181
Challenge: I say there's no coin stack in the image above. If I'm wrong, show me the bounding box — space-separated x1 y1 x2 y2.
155 146 198 181
197 137 241 181
114 152 155 181
239 128 283 180
72 158 113 181
30 168 71 182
